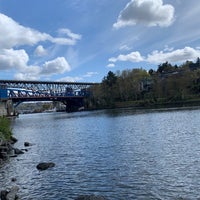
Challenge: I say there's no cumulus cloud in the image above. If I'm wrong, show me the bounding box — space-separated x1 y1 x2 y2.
14 66 41 80
41 57 71 75
107 63 115 68
12 57 72 80
34 45 48 57
0 13 82 48
0 13 50 49
109 47 200 66
0 47 72 79
0 48 72 79
147 47 200 64
0 13 82 80
113 0 175 28
109 51 144 63
0 48 29 70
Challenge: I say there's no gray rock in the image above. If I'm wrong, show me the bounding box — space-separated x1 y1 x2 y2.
0 152 8 159
6 186 19 200
0 190 9 200
36 162 55 170
14 148 24 155
10 136 18 144
0 186 19 200
24 142 32 147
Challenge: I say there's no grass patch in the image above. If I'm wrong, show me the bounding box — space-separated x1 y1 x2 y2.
0 117 12 141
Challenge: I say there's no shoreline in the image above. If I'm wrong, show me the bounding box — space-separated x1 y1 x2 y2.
86 99 200 114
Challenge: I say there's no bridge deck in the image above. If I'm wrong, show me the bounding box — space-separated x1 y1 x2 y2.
10 96 84 102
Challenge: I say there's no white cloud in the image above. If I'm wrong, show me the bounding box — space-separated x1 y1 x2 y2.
0 48 29 70
41 57 71 75
14 67 40 80
113 0 175 29
109 51 144 63
107 63 115 68
0 13 82 80
147 47 200 64
50 28 82 45
0 48 72 80
163 45 174 52
0 13 82 48
0 13 50 48
50 37 77 45
108 46 200 66
119 44 131 51
12 64 41 80
58 76 83 82
58 71 98 82
0 48 46 80
11 56 72 80
83 72 98 78
58 28 82 41
34 45 48 57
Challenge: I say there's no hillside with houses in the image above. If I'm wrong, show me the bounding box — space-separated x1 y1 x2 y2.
88 58 200 109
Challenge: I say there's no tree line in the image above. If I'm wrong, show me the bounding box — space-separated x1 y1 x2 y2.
87 57 200 109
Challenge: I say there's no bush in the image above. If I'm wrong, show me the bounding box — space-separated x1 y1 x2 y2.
0 117 12 141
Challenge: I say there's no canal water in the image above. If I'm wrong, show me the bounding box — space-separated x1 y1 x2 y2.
1 108 200 199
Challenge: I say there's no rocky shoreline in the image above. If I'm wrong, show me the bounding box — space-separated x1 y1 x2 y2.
0 137 30 163
0 136 26 200
0 136 20 162
0 138 106 200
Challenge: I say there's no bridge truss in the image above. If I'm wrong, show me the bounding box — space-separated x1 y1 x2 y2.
0 80 97 106
0 80 95 92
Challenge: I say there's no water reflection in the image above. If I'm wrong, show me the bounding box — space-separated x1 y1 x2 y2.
1 108 200 199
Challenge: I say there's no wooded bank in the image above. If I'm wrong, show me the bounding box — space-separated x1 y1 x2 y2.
87 58 200 109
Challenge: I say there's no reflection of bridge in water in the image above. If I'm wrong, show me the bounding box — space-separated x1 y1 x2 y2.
0 80 97 116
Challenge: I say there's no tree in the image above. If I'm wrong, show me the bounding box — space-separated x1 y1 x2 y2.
157 62 175 74
148 69 154 75
102 71 117 87
101 71 118 106
189 58 200 71
196 57 200 68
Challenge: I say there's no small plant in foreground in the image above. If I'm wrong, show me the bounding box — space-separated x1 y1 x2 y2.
0 117 12 141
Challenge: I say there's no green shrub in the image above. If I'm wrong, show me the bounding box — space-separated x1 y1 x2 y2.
0 117 12 141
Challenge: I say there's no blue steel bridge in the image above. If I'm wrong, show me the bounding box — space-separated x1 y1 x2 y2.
0 80 97 114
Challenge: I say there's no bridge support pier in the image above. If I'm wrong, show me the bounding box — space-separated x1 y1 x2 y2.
63 98 84 112
0 101 7 116
0 100 16 117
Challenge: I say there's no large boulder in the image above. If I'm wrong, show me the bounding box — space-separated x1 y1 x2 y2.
10 136 18 144
36 162 55 170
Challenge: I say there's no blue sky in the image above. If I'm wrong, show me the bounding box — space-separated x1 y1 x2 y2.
0 0 200 82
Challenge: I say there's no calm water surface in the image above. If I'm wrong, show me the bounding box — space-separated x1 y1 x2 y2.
1 108 200 199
